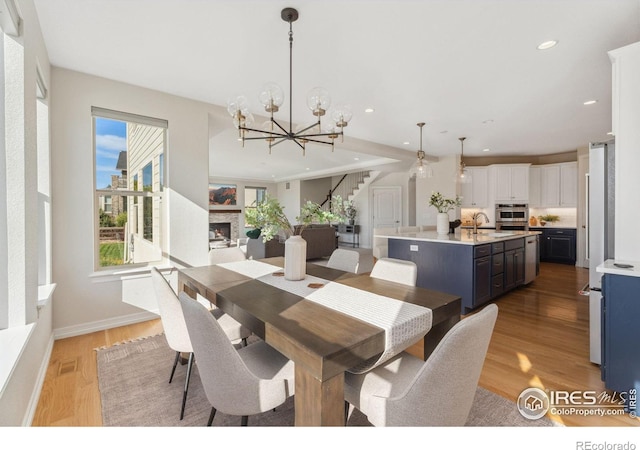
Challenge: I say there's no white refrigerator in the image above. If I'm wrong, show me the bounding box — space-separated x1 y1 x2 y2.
587 140 615 365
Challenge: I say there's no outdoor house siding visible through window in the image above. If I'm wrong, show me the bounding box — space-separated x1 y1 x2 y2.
92 107 167 269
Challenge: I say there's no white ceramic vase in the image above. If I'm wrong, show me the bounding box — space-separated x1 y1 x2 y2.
436 212 450 235
284 235 307 281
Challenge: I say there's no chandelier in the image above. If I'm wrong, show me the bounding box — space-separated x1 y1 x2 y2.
227 7 352 155
454 137 472 184
411 122 433 178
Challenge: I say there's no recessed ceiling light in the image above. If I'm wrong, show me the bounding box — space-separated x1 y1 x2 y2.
537 40 558 50
354 157 360 161
364 108 375 113
483 148 490 152
584 100 598 105
305 167 310 170
607 131 614 135
403 141 410 145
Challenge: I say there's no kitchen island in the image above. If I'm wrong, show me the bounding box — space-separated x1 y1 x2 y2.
376 229 542 314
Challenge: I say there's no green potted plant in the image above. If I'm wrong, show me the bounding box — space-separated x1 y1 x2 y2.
538 214 560 226
429 192 462 234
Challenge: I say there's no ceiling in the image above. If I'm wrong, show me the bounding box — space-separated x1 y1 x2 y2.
33 0 640 182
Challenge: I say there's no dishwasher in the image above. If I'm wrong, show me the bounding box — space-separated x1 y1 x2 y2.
524 235 538 284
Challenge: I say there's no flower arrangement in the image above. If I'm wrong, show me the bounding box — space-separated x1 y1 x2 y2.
429 192 462 214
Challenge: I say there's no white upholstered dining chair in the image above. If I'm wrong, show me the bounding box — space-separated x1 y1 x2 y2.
326 248 360 273
208 246 247 265
372 227 397 263
369 257 418 287
150 267 251 420
178 291 295 426
344 303 498 426
397 226 420 233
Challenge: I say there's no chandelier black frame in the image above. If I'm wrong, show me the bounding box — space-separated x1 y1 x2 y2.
228 7 351 155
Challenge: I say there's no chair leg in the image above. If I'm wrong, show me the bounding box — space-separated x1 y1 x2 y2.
344 401 349 426
242 337 247 347
241 415 248 426
207 407 217 426
180 352 194 420
169 351 180 383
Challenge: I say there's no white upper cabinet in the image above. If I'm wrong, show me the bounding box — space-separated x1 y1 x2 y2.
461 167 488 207
492 164 530 203
529 166 541 207
534 162 577 207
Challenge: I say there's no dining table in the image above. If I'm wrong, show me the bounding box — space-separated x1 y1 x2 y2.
178 256 461 426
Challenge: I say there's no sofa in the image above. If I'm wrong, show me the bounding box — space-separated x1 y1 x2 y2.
246 225 338 261
297 224 339 260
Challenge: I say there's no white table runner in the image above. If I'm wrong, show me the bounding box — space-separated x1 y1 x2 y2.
217 260 433 373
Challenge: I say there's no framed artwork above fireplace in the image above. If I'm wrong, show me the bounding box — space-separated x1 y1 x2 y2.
209 183 237 207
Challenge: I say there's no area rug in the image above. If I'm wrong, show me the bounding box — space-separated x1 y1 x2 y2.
96 334 557 427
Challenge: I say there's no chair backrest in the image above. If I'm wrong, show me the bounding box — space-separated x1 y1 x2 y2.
326 248 360 273
369 258 417 286
378 303 498 427
177 291 287 416
150 267 192 353
372 227 397 260
208 246 247 265
397 226 420 233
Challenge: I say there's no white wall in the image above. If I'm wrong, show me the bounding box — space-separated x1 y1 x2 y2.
610 42 640 260
50 67 231 336
276 179 301 229
0 0 53 426
416 155 459 226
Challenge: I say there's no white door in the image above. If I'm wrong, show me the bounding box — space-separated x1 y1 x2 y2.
372 186 401 228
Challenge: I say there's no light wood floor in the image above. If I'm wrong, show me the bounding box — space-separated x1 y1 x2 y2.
31 262 639 427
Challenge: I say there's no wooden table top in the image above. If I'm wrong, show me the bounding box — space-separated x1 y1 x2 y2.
178 257 461 381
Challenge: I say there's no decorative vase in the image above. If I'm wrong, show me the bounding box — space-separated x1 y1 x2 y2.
284 235 307 281
436 213 450 235
348 219 355 225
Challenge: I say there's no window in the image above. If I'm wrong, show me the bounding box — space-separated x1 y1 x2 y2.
93 107 167 269
244 186 267 224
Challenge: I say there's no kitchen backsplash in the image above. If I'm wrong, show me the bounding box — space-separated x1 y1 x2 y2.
529 207 577 227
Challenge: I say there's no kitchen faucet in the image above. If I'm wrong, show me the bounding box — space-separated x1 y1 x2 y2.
472 212 490 234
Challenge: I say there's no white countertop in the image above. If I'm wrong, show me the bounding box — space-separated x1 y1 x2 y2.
596 259 640 278
376 229 542 246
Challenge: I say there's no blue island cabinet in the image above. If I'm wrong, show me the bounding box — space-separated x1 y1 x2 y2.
388 237 525 314
601 273 640 405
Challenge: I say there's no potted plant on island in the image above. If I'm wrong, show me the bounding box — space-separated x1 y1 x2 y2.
429 192 462 235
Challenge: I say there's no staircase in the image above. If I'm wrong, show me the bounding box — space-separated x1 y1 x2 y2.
331 170 381 202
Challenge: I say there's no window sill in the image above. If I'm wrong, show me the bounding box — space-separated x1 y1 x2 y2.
37 283 57 309
0 324 35 398
89 264 175 283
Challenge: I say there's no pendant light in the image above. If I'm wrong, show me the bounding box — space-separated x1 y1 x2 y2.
454 137 472 184
411 122 433 178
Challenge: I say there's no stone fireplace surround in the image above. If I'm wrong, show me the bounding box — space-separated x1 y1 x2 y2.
209 210 241 244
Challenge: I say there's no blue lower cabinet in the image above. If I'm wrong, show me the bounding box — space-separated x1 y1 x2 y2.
388 237 526 314
601 274 640 408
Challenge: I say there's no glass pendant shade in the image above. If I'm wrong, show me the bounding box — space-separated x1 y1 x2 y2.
454 136 472 184
332 104 353 127
306 87 331 116
259 82 285 113
412 122 432 178
227 95 249 118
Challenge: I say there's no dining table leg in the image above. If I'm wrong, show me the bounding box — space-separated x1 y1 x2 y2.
294 365 345 426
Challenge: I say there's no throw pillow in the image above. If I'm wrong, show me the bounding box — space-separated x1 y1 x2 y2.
246 228 261 239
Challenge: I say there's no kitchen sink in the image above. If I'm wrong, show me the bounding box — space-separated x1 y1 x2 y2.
481 232 515 237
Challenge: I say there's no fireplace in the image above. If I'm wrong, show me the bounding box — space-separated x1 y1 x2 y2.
210 222 231 241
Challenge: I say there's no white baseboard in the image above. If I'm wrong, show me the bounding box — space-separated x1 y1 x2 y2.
24 333 55 426
53 310 160 340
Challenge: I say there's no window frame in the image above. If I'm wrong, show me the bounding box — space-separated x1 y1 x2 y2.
92 107 168 272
